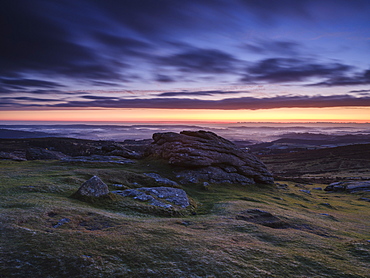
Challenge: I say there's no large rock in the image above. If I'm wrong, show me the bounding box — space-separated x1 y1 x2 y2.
72 176 109 198
146 130 274 185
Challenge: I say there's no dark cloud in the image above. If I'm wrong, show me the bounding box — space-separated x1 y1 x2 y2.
0 96 60 103
155 74 176 83
242 58 352 83
90 81 122 87
349 89 370 93
28 90 73 95
40 94 370 110
239 0 370 24
94 33 151 50
91 0 227 38
12 96 61 102
93 32 152 58
81 95 119 100
157 91 249 97
160 49 240 74
0 1 127 83
243 40 301 56
309 69 370 86
0 78 64 89
239 0 312 21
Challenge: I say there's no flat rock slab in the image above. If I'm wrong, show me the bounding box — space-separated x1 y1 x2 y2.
325 181 370 193
112 187 190 208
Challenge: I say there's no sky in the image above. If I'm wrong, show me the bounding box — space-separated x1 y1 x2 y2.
1 0 370 123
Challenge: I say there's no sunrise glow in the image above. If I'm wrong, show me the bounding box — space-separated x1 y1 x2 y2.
1 107 369 123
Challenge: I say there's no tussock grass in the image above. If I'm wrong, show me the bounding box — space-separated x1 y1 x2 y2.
0 160 369 277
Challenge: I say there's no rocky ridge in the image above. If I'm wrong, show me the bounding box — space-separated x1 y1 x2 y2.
0 131 274 186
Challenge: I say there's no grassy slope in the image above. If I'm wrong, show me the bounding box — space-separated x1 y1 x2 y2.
0 159 369 277
260 143 370 179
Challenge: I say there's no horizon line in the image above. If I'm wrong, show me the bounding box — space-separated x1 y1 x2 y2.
1 120 370 125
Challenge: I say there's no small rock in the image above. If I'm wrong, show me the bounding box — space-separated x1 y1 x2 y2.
111 184 125 188
359 197 370 202
276 183 288 189
180 221 192 226
272 197 284 200
319 213 338 221
299 189 311 194
236 209 289 229
319 203 335 208
312 187 322 191
53 218 71 228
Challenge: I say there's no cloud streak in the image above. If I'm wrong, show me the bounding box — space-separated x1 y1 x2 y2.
157 91 250 97
242 58 352 83
6 94 365 110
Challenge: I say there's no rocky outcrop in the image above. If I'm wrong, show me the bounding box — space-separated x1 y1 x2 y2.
101 143 142 159
0 151 26 161
0 137 145 161
26 147 69 160
112 187 190 208
146 130 274 185
325 181 370 193
72 176 109 198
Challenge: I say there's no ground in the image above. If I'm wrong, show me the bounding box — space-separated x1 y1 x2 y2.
0 158 369 277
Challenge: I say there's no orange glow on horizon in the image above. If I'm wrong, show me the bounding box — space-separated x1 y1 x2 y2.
1 107 370 123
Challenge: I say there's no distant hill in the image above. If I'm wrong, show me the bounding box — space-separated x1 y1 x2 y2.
0 128 59 139
278 133 370 144
249 133 370 154
260 143 370 180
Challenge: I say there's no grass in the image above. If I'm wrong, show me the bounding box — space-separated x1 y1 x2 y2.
0 159 369 277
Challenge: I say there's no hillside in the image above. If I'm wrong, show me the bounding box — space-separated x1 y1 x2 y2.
260 143 370 180
0 136 369 277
